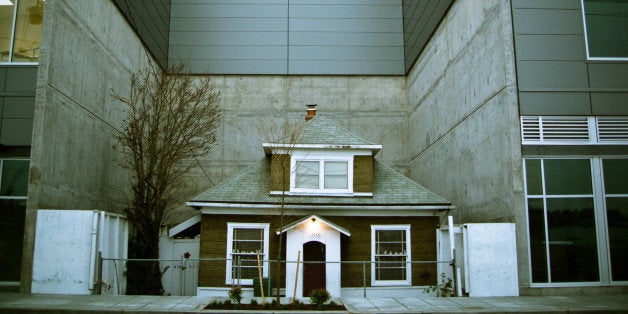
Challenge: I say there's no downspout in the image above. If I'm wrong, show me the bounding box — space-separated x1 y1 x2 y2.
88 210 100 293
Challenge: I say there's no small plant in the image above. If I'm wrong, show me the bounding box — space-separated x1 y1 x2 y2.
250 298 258 306
309 288 331 309
424 273 453 297
228 286 242 305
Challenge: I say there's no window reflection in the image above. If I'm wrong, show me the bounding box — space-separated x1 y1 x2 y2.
546 198 599 282
0 0 43 63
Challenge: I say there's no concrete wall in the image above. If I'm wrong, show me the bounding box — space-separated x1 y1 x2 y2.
406 0 528 286
23 0 155 292
513 0 628 116
183 75 410 197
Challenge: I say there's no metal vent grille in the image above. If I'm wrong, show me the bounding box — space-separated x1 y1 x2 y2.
597 117 628 142
521 116 590 143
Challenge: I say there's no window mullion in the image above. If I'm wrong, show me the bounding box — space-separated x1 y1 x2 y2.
592 158 611 284
540 160 552 283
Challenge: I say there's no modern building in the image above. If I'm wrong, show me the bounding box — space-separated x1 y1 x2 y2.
0 0 626 296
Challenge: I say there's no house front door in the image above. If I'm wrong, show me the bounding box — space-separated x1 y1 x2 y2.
302 241 325 296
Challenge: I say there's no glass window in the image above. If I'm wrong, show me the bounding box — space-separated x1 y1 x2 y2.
0 158 29 282
525 157 628 285
324 161 348 189
0 199 26 281
1 159 29 196
603 159 628 281
371 225 411 285
546 198 598 282
582 0 628 59
295 161 319 189
544 159 592 195
291 158 352 194
0 0 44 63
226 223 269 285
0 1 16 62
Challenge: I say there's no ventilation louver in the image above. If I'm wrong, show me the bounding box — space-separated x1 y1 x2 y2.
597 117 628 142
521 116 590 144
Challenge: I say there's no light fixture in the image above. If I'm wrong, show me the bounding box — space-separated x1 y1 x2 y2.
311 217 316 222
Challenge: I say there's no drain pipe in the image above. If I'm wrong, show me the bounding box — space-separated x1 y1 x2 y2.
88 210 100 293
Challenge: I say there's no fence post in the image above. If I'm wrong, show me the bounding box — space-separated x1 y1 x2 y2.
362 261 366 298
95 251 102 295
237 256 242 286
451 249 457 297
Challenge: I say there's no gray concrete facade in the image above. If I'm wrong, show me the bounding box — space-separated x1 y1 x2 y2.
22 0 156 292
10 0 627 296
405 0 527 285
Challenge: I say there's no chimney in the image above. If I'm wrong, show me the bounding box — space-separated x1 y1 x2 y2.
305 104 317 121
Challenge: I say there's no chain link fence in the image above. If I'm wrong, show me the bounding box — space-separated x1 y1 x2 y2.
97 257 455 298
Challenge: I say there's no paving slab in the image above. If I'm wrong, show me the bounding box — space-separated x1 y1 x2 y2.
2 293 628 313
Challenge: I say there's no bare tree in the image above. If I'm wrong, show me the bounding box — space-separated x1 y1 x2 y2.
260 118 304 303
112 65 221 295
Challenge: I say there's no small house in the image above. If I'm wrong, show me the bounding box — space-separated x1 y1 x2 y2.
187 109 453 298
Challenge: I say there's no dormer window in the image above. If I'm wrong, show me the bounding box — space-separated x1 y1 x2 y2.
291 152 353 195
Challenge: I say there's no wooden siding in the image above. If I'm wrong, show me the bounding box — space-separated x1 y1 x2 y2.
199 214 438 287
353 155 373 193
512 0 628 115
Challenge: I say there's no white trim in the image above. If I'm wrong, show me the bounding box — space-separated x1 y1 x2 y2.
225 222 270 285
263 143 381 155
370 225 412 286
192 203 452 217
168 214 201 238
269 190 373 197
278 214 351 236
580 0 628 61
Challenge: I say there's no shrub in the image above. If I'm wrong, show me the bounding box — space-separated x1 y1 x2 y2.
228 286 242 305
250 298 258 306
309 289 331 309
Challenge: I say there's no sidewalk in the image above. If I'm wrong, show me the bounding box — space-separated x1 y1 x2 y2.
1 293 628 313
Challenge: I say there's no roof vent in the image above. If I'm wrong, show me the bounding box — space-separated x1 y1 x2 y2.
305 104 317 121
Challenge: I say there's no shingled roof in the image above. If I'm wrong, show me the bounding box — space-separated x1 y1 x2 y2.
288 116 375 146
189 157 451 207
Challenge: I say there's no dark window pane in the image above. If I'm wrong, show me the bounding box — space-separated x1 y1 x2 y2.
527 198 548 283
525 159 543 195
603 159 628 194
0 199 26 281
1 160 29 197
606 197 628 281
584 0 628 58
546 198 599 282
544 159 592 195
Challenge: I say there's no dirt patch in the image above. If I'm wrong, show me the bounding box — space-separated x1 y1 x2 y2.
204 300 346 311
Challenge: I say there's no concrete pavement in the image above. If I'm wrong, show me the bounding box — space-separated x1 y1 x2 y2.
1 293 628 313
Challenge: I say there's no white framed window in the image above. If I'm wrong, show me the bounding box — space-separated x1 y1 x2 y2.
524 157 628 286
290 151 353 195
371 225 411 286
225 222 269 285
581 0 628 60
